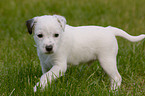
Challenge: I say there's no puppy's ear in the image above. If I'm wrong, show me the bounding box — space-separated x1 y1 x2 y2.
54 15 66 31
26 18 35 34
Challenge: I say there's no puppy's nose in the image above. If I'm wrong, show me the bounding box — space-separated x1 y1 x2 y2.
46 45 53 52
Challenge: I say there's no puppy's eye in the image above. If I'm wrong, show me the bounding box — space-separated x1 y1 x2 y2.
37 34 43 38
54 33 59 37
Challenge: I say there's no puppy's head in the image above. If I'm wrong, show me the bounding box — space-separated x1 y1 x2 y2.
26 15 66 54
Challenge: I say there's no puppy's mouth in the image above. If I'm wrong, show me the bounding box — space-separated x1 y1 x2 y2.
44 50 54 54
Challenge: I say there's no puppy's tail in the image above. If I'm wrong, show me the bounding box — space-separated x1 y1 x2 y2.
108 26 145 42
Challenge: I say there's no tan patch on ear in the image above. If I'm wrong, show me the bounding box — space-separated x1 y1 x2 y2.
32 21 37 33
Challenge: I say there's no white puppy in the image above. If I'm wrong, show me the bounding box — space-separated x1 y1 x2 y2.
26 15 145 92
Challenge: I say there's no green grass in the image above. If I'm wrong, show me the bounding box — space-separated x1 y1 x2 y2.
0 0 145 95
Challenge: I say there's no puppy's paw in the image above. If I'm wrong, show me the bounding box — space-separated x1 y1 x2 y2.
33 74 50 92
39 74 49 89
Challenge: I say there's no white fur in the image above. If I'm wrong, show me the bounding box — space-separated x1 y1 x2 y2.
28 15 145 92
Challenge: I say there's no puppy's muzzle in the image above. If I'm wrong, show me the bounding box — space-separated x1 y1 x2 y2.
45 45 53 52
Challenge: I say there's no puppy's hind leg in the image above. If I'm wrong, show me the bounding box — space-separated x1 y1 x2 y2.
98 54 122 90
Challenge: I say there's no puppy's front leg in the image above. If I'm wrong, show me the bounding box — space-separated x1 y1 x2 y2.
34 61 67 92
40 64 67 88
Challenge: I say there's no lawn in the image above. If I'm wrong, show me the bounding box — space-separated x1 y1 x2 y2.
0 0 145 95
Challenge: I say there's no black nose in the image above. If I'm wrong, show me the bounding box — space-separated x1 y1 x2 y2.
46 45 53 52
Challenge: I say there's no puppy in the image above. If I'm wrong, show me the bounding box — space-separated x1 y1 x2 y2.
26 15 145 92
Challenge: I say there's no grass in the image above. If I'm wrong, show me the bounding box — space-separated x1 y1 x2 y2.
0 0 145 95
